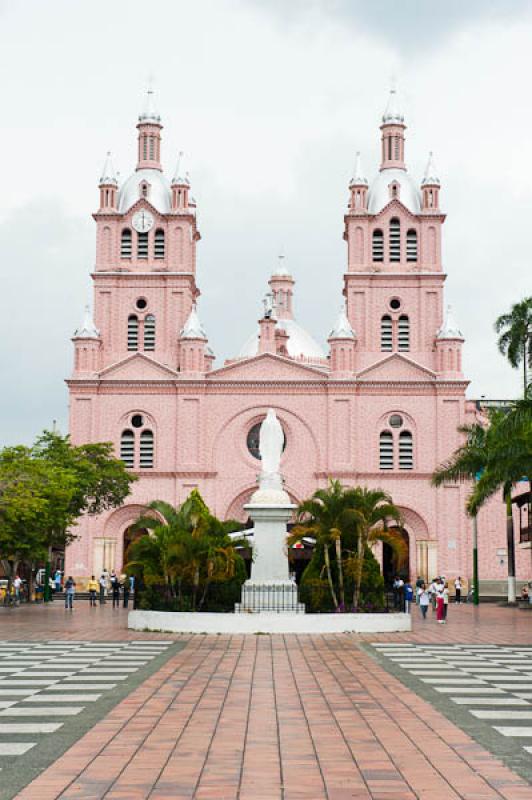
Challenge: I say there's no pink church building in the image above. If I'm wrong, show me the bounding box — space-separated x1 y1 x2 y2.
66 89 525 594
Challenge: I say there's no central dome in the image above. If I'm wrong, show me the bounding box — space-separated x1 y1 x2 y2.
239 318 325 363
367 168 421 215
118 168 172 214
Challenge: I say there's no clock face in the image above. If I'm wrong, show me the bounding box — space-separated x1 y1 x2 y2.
132 210 154 233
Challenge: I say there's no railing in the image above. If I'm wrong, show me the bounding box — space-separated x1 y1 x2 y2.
236 583 305 614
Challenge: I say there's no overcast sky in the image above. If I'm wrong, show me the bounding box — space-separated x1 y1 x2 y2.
1 0 531 445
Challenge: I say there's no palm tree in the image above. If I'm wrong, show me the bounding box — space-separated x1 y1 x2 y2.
342 487 405 611
495 297 532 395
126 492 245 610
432 399 532 603
288 479 359 609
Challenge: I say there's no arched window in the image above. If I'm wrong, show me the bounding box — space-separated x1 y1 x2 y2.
389 217 400 262
120 229 132 258
379 431 394 470
144 315 155 351
120 430 135 468
406 229 417 262
139 430 154 468
398 315 410 351
372 229 384 262
399 431 413 470
127 315 139 351
137 232 149 259
154 229 165 259
381 315 393 351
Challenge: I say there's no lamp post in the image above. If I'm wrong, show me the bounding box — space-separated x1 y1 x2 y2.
472 514 479 606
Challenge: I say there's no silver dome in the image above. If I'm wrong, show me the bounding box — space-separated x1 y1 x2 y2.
239 318 325 362
367 168 421 215
118 168 171 214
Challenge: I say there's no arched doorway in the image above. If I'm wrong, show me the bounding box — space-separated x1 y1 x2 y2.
382 527 410 588
122 526 148 570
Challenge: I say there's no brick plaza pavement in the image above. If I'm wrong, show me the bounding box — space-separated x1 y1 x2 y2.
2 601 532 799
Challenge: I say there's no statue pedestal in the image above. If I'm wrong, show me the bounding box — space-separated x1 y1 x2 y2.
235 502 305 614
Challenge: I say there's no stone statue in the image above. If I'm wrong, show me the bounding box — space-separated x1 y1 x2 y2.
259 409 284 477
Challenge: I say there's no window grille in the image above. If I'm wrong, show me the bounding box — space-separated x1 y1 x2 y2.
120 229 132 258
149 137 154 160
381 315 393 351
144 315 155 351
120 430 135 468
398 315 410 351
394 137 400 160
139 430 154 468
389 218 400 262
372 229 384 262
399 431 413 470
379 431 394 470
154 229 165 259
127 315 139 351
137 232 149 258
406 229 418 262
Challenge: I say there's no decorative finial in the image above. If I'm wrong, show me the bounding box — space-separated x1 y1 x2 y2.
422 151 440 186
349 151 368 187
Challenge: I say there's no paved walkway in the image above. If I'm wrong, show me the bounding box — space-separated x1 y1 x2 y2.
1 603 532 799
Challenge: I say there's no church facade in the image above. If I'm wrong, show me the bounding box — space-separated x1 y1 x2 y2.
66 90 523 592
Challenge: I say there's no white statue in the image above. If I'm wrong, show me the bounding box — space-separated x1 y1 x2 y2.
259 409 284 476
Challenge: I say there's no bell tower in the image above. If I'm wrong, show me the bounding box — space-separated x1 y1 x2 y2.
342 90 449 374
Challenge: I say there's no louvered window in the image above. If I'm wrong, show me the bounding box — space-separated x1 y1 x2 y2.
406 229 418 262
394 137 400 160
121 229 132 258
120 430 135 468
399 431 413 470
379 431 394 470
154 229 165 259
137 232 149 258
389 218 400 262
372 229 384 262
398 315 410 351
381 315 393 351
144 315 155 351
149 137 154 160
127 315 139 351
139 430 154 468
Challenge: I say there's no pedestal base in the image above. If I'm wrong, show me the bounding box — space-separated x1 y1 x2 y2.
235 581 305 614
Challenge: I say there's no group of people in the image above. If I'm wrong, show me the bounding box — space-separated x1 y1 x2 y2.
415 576 462 623
86 569 135 609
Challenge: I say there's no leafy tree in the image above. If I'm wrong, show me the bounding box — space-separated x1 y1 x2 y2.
0 448 50 590
495 297 532 395
0 431 135 600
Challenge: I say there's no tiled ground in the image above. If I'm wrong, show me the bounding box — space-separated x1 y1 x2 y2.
2 602 532 799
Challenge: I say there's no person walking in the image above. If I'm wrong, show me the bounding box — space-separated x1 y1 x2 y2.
64 576 76 610
101 567 110 598
442 585 449 622
404 582 413 613
436 587 445 624
418 583 430 619
111 571 120 609
454 576 462 604
87 575 98 607
99 574 107 605
54 569 62 593
13 575 22 606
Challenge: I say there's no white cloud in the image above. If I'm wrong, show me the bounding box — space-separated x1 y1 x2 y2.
0 0 528 444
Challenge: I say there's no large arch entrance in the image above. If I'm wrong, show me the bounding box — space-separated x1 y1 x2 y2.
122 525 148 570
382 527 410 588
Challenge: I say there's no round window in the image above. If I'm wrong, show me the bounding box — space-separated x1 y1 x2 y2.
131 414 144 428
389 298 401 311
247 421 287 460
136 298 147 310
389 414 403 428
